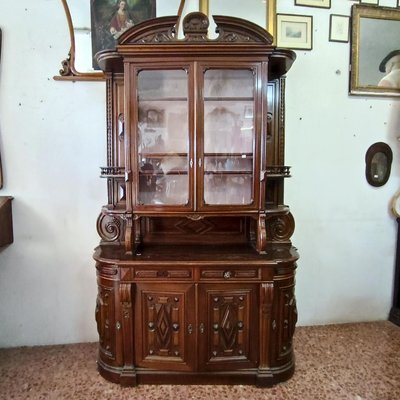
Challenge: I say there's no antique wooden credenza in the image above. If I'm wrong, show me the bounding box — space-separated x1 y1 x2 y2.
94 12 298 386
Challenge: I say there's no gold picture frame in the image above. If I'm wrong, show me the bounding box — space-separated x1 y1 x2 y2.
350 5 400 96
199 0 276 40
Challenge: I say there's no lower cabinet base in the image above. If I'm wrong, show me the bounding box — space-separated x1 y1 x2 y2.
94 244 299 388
97 356 295 387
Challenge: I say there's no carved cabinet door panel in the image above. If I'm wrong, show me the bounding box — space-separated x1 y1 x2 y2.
95 284 120 366
134 283 196 371
270 275 297 367
198 283 259 371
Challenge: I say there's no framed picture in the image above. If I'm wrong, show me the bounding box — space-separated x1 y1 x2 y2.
276 14 313 50
329 14 350 43
91 0 156 69
295 0 330 8
360 0 379 4
200 0 276 40
350 5 400 96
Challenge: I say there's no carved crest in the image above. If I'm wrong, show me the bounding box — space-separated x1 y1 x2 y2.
118 12 273 45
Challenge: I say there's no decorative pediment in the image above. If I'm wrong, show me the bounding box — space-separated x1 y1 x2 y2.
98 12 293 76
118 12 273 45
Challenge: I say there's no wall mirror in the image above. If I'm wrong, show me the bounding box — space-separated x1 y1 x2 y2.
56 0 195 81
55 0 276 81
350 5 400 96
365 142 393 187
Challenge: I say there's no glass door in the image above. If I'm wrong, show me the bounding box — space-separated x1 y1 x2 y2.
136 69 191 207
200 68 257 208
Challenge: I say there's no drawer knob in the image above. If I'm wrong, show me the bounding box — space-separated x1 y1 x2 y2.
223 270 233 279
172 323 180 332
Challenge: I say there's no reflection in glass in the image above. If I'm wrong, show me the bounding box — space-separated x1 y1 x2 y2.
371 152 388 183
137 69 189 205
203 69 255 205
359 17 400 87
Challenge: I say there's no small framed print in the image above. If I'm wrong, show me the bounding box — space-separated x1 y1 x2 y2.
295 0 330 8
329 14 350 43
360 0 379 4
276 14 313 50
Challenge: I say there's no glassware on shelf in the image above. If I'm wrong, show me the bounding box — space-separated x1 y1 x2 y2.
203 68 255 206
137 69 190 206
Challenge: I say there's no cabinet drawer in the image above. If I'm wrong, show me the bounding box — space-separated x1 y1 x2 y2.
134 267 192 280
199 267 260 281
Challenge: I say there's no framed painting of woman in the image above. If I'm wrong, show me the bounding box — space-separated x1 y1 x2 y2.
91 0 156 69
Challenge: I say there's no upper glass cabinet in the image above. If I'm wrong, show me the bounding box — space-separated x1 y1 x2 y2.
137 69 190 206
134 64 259 210
201 68 256 207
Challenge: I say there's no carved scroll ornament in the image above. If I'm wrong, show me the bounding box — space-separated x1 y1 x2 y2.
265 212 295 243
97 211 125 243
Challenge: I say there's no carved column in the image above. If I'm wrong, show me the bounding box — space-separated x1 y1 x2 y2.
257 282 274 385
119 283 136 385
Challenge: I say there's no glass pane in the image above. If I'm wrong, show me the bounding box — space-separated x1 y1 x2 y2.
137 69 189 205
203 69 255 205
203 69 254 98
204 175 252 205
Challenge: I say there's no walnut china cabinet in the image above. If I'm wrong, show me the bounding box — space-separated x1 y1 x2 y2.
94 12 298 386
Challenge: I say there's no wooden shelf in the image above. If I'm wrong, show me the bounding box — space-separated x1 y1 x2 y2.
139 97 187 102
204 171 252 175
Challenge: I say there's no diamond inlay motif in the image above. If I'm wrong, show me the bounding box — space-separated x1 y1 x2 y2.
221 305 237 349
156 305 171 347
175 219 214 235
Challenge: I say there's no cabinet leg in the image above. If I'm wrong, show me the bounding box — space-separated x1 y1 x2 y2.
255 369 274 387
120 366 137 386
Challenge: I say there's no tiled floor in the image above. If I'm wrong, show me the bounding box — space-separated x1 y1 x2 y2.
0 321 399 400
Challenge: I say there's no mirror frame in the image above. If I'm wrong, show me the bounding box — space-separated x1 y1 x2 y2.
54 0 105 81
365 142 393 187
350 4 400 97
55 1 276 81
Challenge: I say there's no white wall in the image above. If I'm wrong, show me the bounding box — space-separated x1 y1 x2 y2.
0 0 399 347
